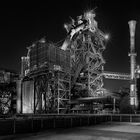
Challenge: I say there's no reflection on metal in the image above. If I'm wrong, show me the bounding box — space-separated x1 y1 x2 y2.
103 71 130 80
22 81 34 113
16 80 22 113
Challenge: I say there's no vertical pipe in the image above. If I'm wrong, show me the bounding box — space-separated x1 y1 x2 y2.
13 117 16 134
21 80 23 114
57 72 60 114
34 80 36 114
113 98 116 113
128 20 138 108
16 79 22 113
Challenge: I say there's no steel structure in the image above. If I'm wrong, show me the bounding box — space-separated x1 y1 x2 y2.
20 10 109 114
20 10 139 114
32 69 70 114
21 41 71 114
62 10 107 99
103 71 130 80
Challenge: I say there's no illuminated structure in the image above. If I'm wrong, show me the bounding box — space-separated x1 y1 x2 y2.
128 20 138 107
62 10 107 98
20 10 108 114
19 11 139 114
20 42 71 114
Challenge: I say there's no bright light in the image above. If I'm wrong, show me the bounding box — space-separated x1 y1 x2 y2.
85 11 93 18
130 97 135 105
84 11 96 21
104 34 110 40
64 23 67 29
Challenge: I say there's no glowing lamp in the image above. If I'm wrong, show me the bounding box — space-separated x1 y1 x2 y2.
130 97 135 105
85 11 95 19
86 12 92 18
104 34 110 40
64 24 67 29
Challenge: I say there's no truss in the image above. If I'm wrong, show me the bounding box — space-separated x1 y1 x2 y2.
70 27 106 98
22 66 71 114
103 71 130 80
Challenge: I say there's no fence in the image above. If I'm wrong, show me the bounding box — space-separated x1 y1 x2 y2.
1 114 140 135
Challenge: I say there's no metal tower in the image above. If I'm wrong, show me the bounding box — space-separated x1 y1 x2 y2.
62 11 107 98
128 20 138 108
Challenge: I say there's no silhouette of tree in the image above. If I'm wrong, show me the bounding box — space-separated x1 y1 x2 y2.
118 87 134 114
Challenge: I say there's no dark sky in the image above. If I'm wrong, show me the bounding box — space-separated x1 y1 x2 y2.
0 0 140 91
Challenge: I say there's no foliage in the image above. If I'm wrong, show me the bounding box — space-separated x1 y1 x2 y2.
119 95 135 114
118 87 135 114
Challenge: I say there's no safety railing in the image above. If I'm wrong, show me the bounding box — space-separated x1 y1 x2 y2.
0 114 140 135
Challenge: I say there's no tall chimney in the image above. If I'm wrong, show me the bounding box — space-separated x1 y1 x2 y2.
128 20 138 108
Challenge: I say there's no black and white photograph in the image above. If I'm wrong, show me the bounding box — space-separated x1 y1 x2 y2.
1 0 140 139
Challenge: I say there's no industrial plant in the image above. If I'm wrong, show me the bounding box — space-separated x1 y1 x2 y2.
0 10 140 116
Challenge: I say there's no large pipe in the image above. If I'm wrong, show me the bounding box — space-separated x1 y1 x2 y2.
128 20 138 107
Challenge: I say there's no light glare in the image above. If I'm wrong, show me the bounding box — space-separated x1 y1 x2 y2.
104 34 109 40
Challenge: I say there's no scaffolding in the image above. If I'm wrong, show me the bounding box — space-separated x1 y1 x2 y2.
21 40 71 114
32 70 70 114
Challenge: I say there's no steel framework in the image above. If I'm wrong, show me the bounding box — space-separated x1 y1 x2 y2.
64 11 107 98
22 61 71 114
33 69 70 114
20 10 135 114
103 71 130 80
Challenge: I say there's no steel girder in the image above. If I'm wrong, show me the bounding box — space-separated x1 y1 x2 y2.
103 71 130 80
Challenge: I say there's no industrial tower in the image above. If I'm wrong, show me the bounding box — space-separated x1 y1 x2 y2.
128 20 138 108
62 10 107 99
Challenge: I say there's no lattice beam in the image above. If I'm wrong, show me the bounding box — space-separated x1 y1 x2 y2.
103 71 130 80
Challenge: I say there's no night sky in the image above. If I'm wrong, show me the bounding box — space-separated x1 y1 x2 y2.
0 0 140 91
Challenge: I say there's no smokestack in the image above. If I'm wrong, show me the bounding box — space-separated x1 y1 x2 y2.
128 20 138 108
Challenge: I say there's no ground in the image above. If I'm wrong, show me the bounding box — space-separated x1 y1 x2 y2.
1 122 140 140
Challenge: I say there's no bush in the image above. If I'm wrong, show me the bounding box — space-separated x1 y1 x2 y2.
119 95 135 114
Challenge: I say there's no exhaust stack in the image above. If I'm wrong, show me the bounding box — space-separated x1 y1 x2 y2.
128 20 138 107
